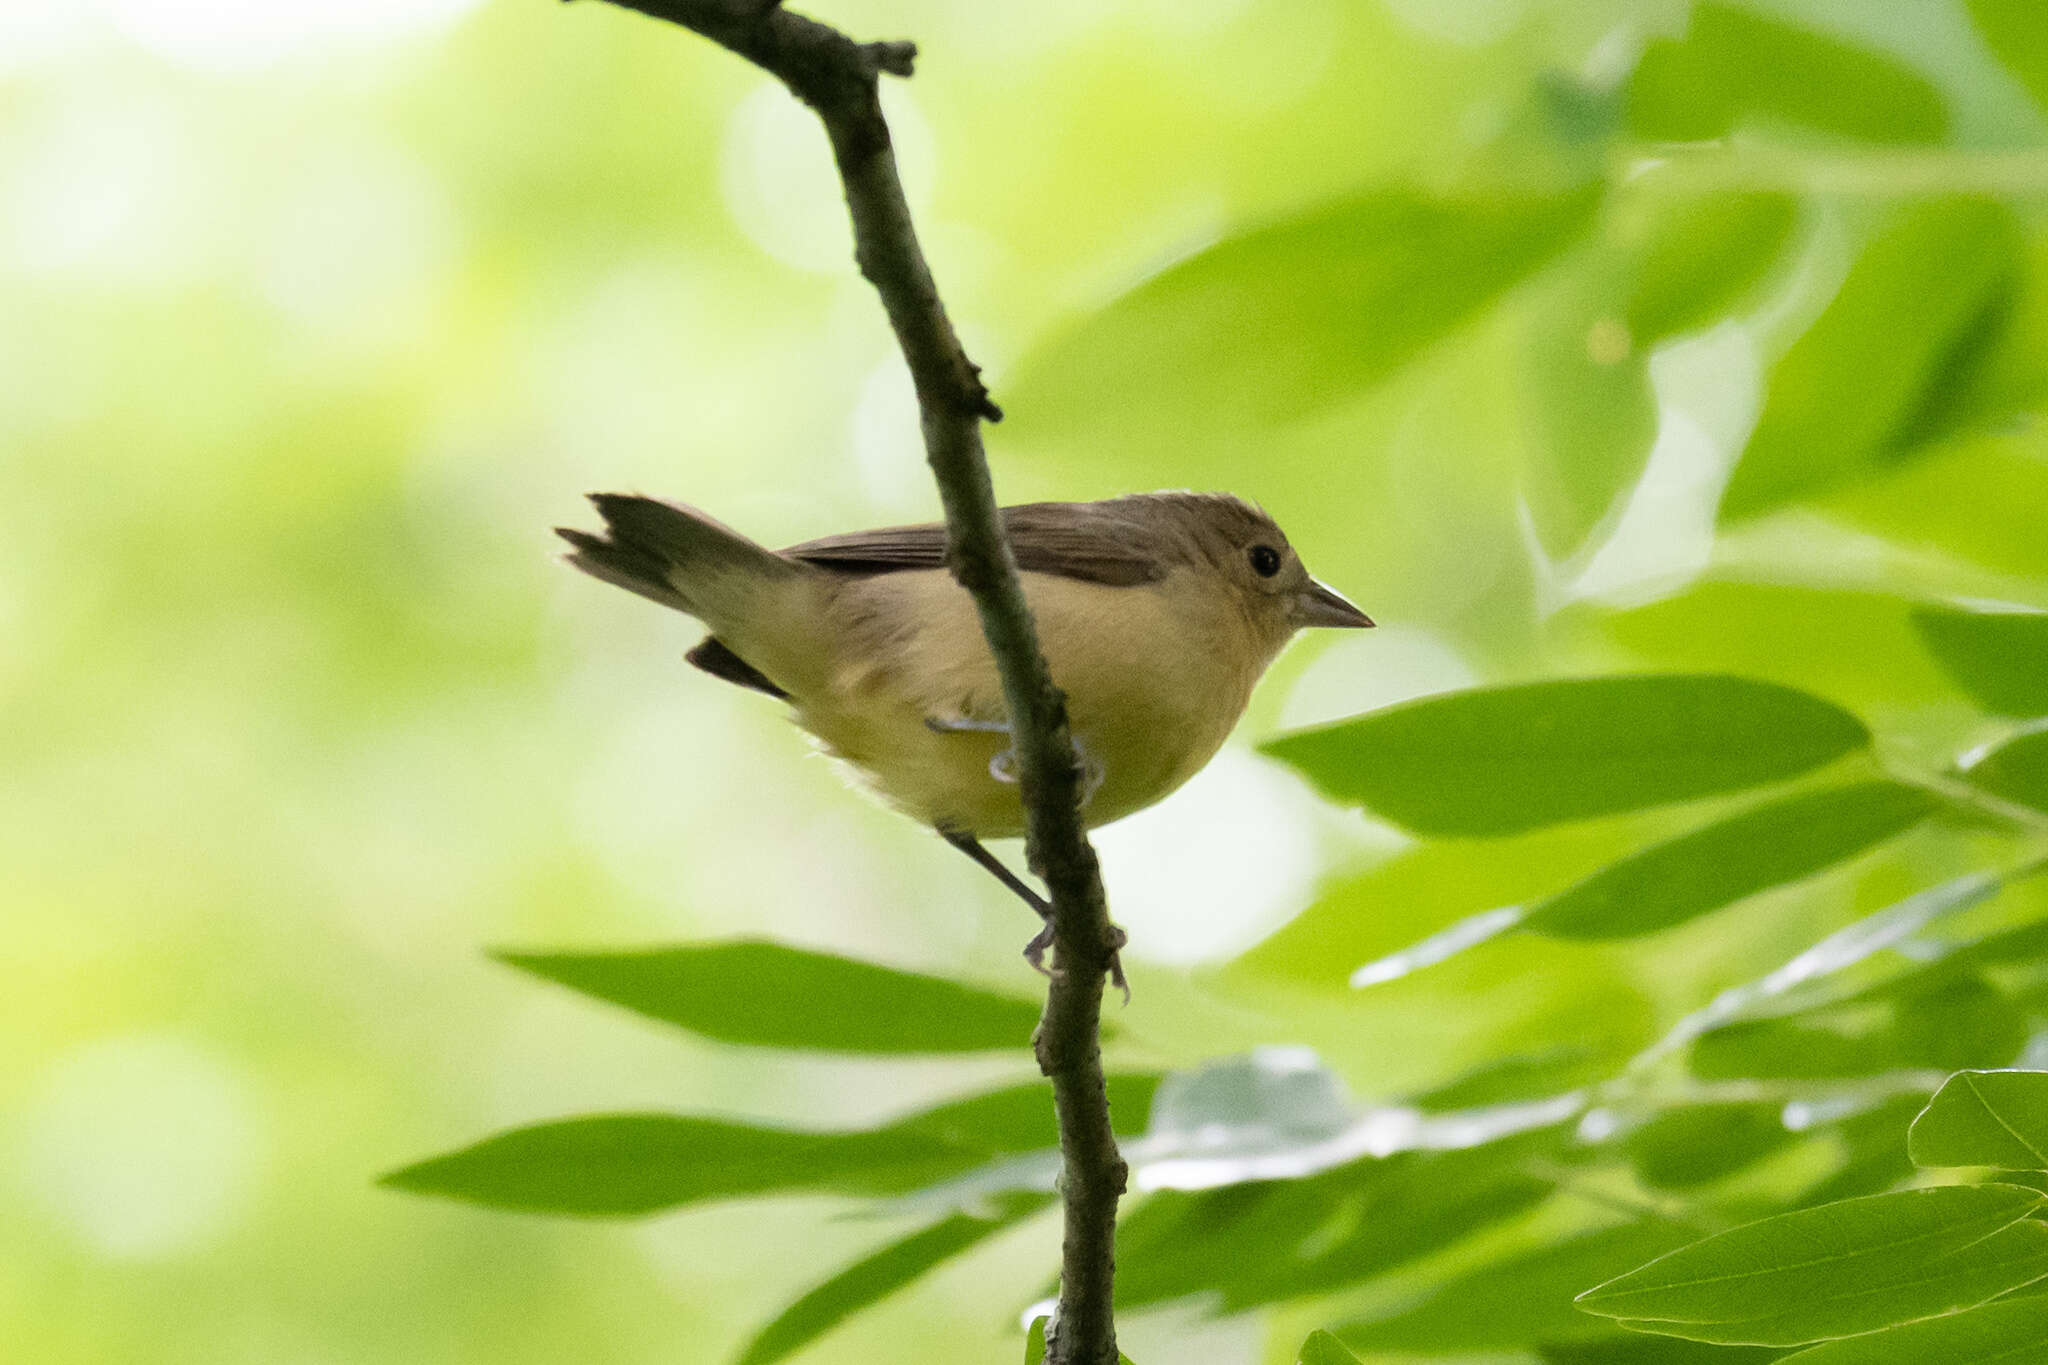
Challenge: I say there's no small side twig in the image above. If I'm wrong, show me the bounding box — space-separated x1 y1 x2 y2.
567 2 1127 1359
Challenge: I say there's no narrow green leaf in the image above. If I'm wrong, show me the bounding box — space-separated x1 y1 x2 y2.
1912 603 2048 717
493 940 1043 1053
1227 822 1641 992
1963 730 2048 816
1524 781 1937 939
738 1195 1050 1365
1721 198 2022 521
1007 186 1598 442
378 1114 977 1216
1339 1224 1697 1352
1578 579 1961 712
892 1073 1162 1156
382 1075 1158 1216
1576 1185 2048 1346
1622 1103 1797 1190
1693 974 2026 1081
1780 1291 2048 1363
1624 191 1798 344
1262 675 1869 837
1541 1339 1782 1365
1970 0 2048 112
1298 1330 1364 1365
1828 432 2048 584
1628 4 1948 145
1910 1070 2048 1170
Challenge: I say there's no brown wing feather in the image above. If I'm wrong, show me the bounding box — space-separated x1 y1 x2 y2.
786 502 1169 587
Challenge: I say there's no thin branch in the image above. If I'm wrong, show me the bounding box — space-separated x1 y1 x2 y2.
566 2 1127 1359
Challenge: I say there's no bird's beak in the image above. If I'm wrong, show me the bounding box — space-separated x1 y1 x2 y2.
1292 579 1374 629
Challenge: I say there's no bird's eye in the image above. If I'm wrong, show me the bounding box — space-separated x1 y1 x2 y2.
1248 544 1282 578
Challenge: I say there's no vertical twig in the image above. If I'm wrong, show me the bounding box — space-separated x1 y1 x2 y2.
566 2 1127 1359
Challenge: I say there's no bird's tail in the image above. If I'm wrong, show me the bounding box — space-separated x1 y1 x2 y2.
556 494 803 623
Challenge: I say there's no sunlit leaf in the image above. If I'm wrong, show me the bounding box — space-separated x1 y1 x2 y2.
1779 1291 2048 1363
1338 1223 1697 1353
738 1194 1050 1365
493 940 1044 1053
1721 198 2023 520
1297 1330 1363 1365
1909 1070 2048 1170
1578 580 1961 712
1263 675 1869 837
1627 3 1947 144
1827 431 2048 583
1540 1338 1781 1364
1969 0 2048 112
1691 972 2026 1081
1007 186 1598 441
1912 603 2048 718
379 1114 978 1216
1621 1102 1797 1190
1576 1184 2048 1345
1228 823 1641 992
1524 781 1936 939
383 1075 1158 1216
1624 191 1798 344
1962 730 2048 816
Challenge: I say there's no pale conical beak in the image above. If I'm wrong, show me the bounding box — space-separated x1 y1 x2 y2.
1293 579 1374 629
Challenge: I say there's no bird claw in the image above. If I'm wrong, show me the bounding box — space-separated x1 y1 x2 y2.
1021 920 1130 1003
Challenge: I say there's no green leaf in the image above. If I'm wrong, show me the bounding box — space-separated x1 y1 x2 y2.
1779 1292 2048 1363
1577 580 1963 712
1576 1185 2048 1345
1970 0 2048 112
1521 190 1794 556
378 1114 978 1216
1298 1330 1363 1365
738 1194 1050 1365
1541 1339 1782 1365
894 1073 1162 1156
1338 1223 1698 1352
1624 191 1798 344
1622 1102 1798 1190
493 940 1044 1053
1007 186 1598 441
1227 822 1642 992
1721 198 2023 521
1523 781 1938 939
1693 974 2027 1081
1262 675 1869 837
1827 432 2048 584
1909 1070 2048 1170
1912 603 2048 717
382 1075 1158 1216
1963 729 2048 816
1627 4 1948 145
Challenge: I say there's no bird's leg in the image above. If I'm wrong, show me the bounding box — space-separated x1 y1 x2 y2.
939 827 1129 1001
926 716 1106 807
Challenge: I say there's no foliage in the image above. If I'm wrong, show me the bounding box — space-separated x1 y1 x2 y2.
369 0 2048 1359
19 0 2048 1362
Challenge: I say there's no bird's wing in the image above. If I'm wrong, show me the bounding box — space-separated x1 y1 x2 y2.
785 502 1169 587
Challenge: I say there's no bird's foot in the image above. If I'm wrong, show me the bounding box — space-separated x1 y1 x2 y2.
1021 920 1130 1003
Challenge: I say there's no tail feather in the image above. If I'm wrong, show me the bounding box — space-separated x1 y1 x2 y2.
557 494 801 621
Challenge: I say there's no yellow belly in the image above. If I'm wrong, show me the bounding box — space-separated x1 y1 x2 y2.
784 568 1265 838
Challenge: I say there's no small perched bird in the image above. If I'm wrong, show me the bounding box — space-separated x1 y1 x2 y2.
558 491 1371 977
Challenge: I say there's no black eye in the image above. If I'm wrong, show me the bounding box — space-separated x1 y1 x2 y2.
1248 544 1282 578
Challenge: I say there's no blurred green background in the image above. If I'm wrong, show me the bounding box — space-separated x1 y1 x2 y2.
9 0 2048 1361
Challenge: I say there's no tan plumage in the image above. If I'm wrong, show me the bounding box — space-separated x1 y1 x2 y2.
558 491 1372 842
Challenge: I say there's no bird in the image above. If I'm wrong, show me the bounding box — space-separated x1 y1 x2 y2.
557 490 1372 984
